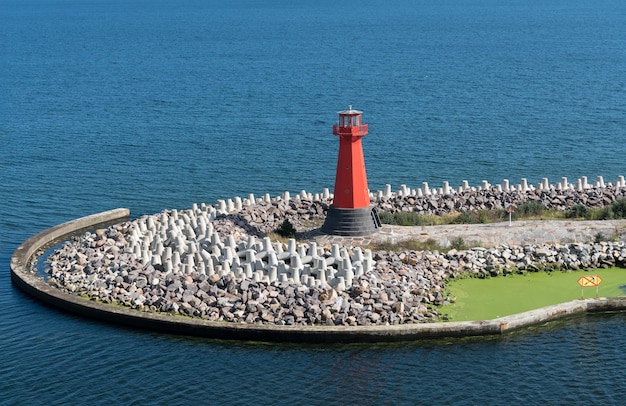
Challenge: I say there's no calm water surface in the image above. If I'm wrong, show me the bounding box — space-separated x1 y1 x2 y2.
2 0 626 404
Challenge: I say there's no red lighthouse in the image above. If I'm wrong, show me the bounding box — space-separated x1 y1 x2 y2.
321 106 381 236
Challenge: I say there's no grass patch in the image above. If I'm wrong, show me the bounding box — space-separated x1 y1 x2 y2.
515 200 545 217
565 204 589 219
264 232 291 245
367 237 482 253
443 267 626 321
368 238 444 252
377 211 458 226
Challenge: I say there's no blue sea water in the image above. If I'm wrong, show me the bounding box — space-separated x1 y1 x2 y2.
2 0 626 404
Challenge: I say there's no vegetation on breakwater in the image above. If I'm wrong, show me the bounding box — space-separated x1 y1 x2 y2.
444 267 626 321
368 233 619 255
378 198 626 227
368 237 474 253
24 182 626 329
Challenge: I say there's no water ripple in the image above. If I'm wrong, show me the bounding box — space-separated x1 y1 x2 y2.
3 0 626 404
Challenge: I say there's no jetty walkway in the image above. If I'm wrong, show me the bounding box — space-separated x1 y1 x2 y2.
314 219 626 249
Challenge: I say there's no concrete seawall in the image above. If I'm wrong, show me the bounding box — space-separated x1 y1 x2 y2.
11 209 626 343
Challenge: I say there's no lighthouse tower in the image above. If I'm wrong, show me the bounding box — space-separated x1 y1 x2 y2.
321 106 381 236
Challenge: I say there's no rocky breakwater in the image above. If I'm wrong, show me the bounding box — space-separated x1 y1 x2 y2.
208 175 626 238
374 175 626 215
44 205 626 327
45 218 450 326
40 175 626 327
441 241 626 277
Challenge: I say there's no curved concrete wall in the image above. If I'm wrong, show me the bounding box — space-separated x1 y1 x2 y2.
11 209 626 343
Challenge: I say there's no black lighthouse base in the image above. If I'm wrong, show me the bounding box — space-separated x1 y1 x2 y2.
321 205 382 236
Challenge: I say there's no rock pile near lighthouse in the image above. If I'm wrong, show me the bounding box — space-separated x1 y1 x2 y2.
42 176 626 326
213 176 626 237
45 219 626 326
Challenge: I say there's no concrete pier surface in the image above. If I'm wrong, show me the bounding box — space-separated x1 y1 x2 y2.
10 209 626 343
313 219 626 249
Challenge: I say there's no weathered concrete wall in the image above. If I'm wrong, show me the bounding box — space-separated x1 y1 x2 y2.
10 209 131 316
11 209 626 343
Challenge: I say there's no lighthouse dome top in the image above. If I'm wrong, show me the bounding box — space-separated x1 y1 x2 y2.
338 105 362 115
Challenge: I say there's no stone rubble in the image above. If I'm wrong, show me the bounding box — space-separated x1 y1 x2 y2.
210 176 626 237
43 177 626 326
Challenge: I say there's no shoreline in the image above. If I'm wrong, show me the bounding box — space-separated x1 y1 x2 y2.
10 208 626 343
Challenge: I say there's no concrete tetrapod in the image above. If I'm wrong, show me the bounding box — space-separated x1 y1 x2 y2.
11 208 626 343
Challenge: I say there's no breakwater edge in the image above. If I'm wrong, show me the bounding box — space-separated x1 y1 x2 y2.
15 177 626 337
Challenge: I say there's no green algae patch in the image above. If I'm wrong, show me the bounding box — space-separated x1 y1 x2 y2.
443 268 626 322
